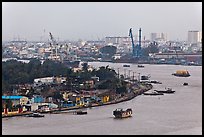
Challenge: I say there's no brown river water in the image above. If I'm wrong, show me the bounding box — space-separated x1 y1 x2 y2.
2 62 202 135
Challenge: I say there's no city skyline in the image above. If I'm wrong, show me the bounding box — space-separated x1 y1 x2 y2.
2 2 202 41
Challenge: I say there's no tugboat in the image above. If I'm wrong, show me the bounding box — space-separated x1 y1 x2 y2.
113 108 132 118
154 87 175 94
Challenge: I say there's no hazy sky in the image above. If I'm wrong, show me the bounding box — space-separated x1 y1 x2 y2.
2 2 202 41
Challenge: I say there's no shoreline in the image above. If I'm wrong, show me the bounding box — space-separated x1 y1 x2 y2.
2 83 152 118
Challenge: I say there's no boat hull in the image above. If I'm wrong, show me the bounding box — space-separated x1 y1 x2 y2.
113 108 132 118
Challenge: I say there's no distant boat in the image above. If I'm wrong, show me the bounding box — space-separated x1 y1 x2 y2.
113 108 132 118
75 110 87 115
149 80 162 84
183 82 188 86
154 88 175 94
172 70 190 77
141 75 150 80
143 91 164 95
26 113 44 118
138 64 144 68
123 64 130 67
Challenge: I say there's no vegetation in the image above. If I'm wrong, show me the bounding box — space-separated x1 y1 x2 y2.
2 59 69 92
2 60 127 95
99 45 117 57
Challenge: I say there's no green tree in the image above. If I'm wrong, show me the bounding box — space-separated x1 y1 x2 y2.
99 45 117 57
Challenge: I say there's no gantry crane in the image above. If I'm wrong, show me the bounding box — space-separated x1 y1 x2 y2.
129 28 135 57
49 32 58 60
129 28 142 58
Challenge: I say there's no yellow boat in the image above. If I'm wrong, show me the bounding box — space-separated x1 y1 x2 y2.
172 70 190 77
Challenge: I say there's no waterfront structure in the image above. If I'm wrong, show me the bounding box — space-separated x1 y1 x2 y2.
2 96 29 114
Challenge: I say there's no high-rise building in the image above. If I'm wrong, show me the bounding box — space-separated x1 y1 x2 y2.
150 33 167 41
188 31 202 43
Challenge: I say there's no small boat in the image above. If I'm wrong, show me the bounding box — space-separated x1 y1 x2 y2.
123 64 130 67
143 91 164 95
138 64 144 68
141 75 150 80
113 108 132 118
149 80 162 84
75 110 87 115
154 88 175 94
172 70 190 77
27 113 44 118
183 82 188 86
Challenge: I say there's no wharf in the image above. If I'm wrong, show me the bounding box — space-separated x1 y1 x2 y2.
2 111 33 118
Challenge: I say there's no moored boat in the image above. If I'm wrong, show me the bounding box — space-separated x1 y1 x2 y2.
75 110 87 115
143 91 164 95
123 64 130 67
26 113 44 118
113 108 132 118
149 80 162 84
154 88 175 94
138 64 144 68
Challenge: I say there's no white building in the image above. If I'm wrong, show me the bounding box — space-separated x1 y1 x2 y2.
188 31 202 43
34 77 54 87
150 33 167 41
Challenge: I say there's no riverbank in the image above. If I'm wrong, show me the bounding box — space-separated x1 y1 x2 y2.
2 83 152 118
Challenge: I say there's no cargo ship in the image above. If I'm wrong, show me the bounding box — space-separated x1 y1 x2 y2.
172 70 190 77
113 108 132 118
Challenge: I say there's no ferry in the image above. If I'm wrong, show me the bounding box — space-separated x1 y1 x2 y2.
113 108 132 118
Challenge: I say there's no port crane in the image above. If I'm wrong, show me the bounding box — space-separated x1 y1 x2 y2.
129 28 135 57
49 32 59 60
129 28 142 58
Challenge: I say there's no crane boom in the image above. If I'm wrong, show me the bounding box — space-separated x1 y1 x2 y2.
49 32 58 60
129 28 135 57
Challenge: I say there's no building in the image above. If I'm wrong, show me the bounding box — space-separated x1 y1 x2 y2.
2 96 29 114
105 36 130 45
188 31 202 43
150 33 167 41
34 77 55 87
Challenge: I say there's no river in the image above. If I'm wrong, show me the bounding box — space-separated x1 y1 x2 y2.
2 62 202 135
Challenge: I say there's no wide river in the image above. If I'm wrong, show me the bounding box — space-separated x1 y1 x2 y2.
2 62 202 135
